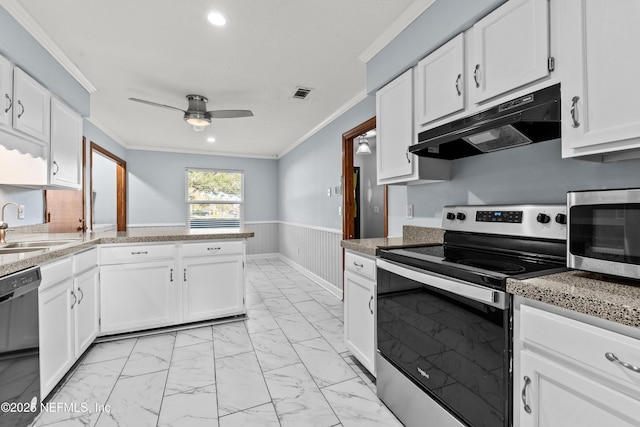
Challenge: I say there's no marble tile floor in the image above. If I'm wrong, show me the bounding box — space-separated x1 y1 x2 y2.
31 258 403 427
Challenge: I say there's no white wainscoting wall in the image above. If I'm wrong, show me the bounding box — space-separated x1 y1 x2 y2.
244 221 279 256
277 222 343 299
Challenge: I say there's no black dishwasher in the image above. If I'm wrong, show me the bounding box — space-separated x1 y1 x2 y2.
0 267 42 427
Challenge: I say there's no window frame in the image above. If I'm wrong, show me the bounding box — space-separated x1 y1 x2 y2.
185 167 244 229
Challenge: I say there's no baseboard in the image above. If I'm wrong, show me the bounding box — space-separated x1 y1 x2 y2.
277 254 343 301
246 253 280 260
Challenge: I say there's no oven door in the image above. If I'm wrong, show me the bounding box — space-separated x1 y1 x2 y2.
376 259 511 427
568 189 640 279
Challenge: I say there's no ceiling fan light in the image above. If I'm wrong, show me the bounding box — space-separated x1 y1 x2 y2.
192 125 207 132
185 116 211 127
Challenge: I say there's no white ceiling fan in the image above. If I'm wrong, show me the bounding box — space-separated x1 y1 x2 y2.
128 94 253 131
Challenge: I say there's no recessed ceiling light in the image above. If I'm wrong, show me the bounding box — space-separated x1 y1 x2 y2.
207 12 226 26
207 137 216 143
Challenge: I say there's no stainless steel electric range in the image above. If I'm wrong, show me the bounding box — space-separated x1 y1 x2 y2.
376 204 567 427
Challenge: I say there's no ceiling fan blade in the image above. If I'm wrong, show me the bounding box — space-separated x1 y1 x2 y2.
128 97 185 113
207 109 254 119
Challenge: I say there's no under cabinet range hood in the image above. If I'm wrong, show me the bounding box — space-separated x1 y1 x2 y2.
411 84 561 160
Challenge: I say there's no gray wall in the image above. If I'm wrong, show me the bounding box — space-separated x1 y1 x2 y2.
127 150 278 225
278 96 376 230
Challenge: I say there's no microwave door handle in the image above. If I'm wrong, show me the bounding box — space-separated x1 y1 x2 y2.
377 259 504 308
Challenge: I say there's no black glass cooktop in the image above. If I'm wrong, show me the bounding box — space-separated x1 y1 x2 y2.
378 243 566 291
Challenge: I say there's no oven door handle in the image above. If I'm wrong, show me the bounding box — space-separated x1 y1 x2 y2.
376 258 507 309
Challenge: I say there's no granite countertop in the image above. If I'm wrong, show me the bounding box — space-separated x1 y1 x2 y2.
0 227 255 276
507 271 640 329
340 226 445 256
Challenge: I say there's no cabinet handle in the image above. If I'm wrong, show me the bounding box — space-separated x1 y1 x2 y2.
17 100 24 118
521 375 532 414
131 251 148 255
70 290 77 309
455 74 462 96
4 94 11 113
183 268 187 282
52 161 60 176
570 96 580 128
170 268 173 282
473 64 481 88
77 287 84 304
207 247 221 251
353 261 364 268
368 295 373 315
605 352 640 374
405 148 411 164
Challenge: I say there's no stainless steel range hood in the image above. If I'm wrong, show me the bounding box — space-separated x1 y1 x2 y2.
411 84 560 160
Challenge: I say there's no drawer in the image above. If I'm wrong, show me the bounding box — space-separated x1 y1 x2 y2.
74 248 97 274
182 240 244 257
40 257 73 291
521 305 640 390
345 251 376 280
100 244 175 265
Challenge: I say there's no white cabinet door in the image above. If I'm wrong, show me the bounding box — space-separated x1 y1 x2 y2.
39 279 74 399
344 269 375 375
100 260 179 334
0 54 12 129
469 0 549 104
74 267 99 357
376 69 415 184
560 0 640 157
519 350 640 427
182 255 245 323
50 97 82 189
12 67 50 142
415 33 465 127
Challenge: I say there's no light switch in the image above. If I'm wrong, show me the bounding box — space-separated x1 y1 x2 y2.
18 205 25 219
373 206 380 214
406 204 413 219
327 188 331 197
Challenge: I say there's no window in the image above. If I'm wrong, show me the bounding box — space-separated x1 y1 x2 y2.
186 168 243 229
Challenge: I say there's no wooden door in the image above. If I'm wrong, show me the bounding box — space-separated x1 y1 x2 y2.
45 189 85 233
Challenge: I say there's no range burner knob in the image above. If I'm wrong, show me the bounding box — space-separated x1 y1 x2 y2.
456 212 466 221
536 213 551 224
446 212 456 221
555 213 567 225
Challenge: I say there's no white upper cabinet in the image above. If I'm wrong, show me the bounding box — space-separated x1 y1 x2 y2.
415 33 465 127
13 67 50 143
468 0 550 105
560 0 640 160
377 69 414 184
50 97 82 189
377 69 451 185
0 55 11 129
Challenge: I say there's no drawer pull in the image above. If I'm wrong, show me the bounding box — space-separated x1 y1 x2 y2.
521 376 532 414
605 352 640 374
353 261 364 268
207 247 221 251
170 268 173 282
183 268 187 282
131 251 148 255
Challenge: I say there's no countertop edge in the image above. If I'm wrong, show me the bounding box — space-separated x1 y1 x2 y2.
0 231 255 276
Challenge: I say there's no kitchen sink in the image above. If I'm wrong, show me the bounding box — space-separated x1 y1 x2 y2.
0 240 78 249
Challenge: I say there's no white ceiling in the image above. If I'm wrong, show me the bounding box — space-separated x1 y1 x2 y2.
12 0 424 158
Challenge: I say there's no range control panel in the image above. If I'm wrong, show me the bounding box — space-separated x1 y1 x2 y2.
442 204 566 240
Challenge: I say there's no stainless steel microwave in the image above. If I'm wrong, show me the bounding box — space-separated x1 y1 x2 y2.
567 189 640 279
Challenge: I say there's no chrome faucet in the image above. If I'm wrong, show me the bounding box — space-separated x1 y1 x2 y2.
0 202 24 244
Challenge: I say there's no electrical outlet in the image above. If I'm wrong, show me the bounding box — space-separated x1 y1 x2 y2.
406 204 413 219
18 205 25 219
327 188 331 197
338 206 342 216
373 206 380 214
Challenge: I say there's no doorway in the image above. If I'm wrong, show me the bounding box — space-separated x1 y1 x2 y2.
342 116 387 241
90 142 127 232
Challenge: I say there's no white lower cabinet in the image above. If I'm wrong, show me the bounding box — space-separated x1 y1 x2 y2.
515 299 640 427
99 260 179 335
39 248 99 399
344 250 376 376
182 255 244 323
99 240 246 335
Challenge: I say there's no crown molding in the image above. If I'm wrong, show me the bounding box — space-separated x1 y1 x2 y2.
358 0 436 64
0 0 97 93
